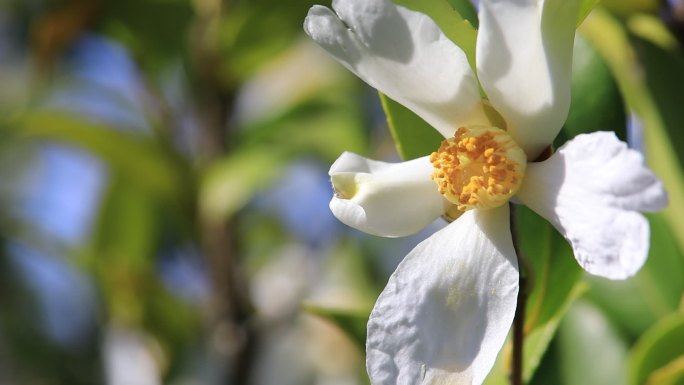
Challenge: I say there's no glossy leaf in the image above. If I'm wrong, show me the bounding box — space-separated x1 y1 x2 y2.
380 94 444 160
559 34 626 147
629 28 684 169
515 205 585 381
578 0 600 26
447 0 478 28
523 284 587 382
557 301 629 385
629 313 684 385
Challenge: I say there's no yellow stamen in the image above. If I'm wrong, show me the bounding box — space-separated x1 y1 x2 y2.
430 126 526 211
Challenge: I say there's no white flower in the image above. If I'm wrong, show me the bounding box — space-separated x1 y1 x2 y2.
304 1 668 384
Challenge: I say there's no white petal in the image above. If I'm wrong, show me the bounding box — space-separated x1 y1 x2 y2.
477 0 579 158
517 132 668 279
367 206 518 385
304 0 485 138
329 152 447 237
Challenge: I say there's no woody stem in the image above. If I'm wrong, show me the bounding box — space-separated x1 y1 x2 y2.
510 203 528 385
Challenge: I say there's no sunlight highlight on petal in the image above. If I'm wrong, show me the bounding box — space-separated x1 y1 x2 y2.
329 152 447 237
477 0 580 158
304 0 484 138
367 206 518 385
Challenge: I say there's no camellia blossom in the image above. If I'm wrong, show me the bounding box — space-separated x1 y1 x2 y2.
304 0 668 384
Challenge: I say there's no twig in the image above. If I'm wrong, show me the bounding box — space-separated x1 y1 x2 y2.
509 203 528 385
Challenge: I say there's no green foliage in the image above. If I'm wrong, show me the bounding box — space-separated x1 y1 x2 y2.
601 0 660 16
1 0 683 383
100 0 194 70
12 111 194 210
560 34 626 147
516 206 586 382
218 0 319 81
94 179 161 268
447 0 478 28
630 30 684 170
556 301 629 385
578 0 600 26
629 313 684 385
380 94 444 159
200 148 287 223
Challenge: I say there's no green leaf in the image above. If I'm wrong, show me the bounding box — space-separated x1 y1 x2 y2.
514 205 586 381
523 284 587 382
560 34 626 147
556 301 629 385
600 0 660 16
12 111 193 207
578 0 600 26
199 148 286 223
642 361 684 385
270 108 367 163
302 304 369 350
392 0 478 71
100 0 194 70
218 0 319 80
628 14 680 51
92 179 159 268
629 313 684 385
516 207 583 328
237 84 367 163
446 0 478 28
628 30 684 169
380 94 444 160
529 342 564 385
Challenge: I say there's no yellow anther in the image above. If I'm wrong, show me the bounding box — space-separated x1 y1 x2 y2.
430 126 527 211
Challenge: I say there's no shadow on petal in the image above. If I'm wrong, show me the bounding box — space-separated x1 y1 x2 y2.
367 207 518 385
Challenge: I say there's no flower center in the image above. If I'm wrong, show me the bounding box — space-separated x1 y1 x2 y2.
430 126 527 211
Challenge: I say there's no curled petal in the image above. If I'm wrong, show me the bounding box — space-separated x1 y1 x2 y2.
329 152 446 237
367 206 518 385
477 0 579 158
304 0 484 138
517 132 668 279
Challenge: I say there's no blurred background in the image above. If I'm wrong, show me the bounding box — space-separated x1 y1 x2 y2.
0 0 683 384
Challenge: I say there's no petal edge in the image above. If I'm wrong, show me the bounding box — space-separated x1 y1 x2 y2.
517 132 667 279
329 152 447 237
367 206 518 385
477 0 580 157
305 0 485 138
